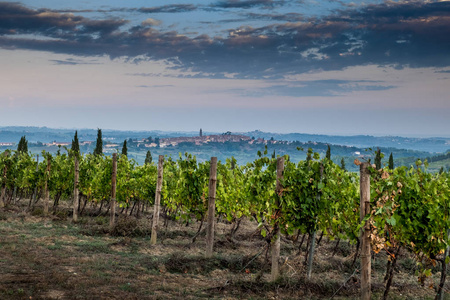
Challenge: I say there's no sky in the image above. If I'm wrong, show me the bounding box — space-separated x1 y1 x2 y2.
0 0 449 137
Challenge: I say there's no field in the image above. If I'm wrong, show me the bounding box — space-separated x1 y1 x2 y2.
0 201 445 300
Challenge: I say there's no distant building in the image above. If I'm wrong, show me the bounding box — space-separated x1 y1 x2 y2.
105 144 119 148
45 141 70 146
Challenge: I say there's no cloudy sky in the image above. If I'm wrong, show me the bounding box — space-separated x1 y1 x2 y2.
1 0 449 136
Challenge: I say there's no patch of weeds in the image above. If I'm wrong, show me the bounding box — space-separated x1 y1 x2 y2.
210 275 356 299
0 211 8 220
110 216 150 237
143 252 264 275
119 282 135 292
399 257 417 273
158 229 196 239
53 210 68 221
75 240 111 253
31 208 44 216
373 256 388 272
95 216 108 226
48 241 63 250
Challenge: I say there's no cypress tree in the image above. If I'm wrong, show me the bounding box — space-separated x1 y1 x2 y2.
388 153 394 170
145 150 152 164
326 145 331 160
341 158 346 171
375 148 382 169
71 131 80 155
17 136 28 154
439 166 444 174
93 129 103 156
121 140 128 156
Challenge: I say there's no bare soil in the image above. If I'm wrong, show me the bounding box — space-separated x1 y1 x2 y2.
0 202 445 299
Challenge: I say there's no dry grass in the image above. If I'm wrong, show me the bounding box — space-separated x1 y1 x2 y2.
0 202 447 299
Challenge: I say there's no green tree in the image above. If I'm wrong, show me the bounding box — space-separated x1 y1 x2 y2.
71 131 80 155
389 152 394 170
326 145 331 160
340 157 346 171
121 140 128 156
145 150 152 164
16 136 28 154
93 129 103 156
375 148 382 169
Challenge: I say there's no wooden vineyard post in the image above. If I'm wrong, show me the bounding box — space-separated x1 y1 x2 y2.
271 156 285 281
0 151 8 208
43 156 51 215
360 162 371 300
29 154 39 209
436 228 450 300
307 162 324 279
73 156 79 222
150 155 164 245
109 153 117 230
205 157 218 258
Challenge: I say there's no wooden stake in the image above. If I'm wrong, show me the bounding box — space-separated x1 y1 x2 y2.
307 162 324 279
109 153 117 230
29 154 39 209
271 156 285 281
43 157 51 215
205 157 218 257
0 151 8 208
150 155 164 245
360 162 371 300
73 156 79 222
436 229 450 300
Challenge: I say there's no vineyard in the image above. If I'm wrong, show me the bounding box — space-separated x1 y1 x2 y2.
0 147 450 299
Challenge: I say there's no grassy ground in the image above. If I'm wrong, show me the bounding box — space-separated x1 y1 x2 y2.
0 201 447 299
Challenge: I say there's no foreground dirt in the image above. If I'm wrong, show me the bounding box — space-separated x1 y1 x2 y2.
0 203 445 299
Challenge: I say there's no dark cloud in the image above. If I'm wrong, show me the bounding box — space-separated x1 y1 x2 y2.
0 2 127 36
49 58 101 65
246 12 304 22
213 0 285 9
1 1 449 79
138 5 197 13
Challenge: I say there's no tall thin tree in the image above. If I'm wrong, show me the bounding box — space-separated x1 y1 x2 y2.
326 145 331 160
17 136 28 154
93 129 103 156
388 153 394 170
145 150 152 164
121 140 128 156
71 131 80 155
375 148 382 169
341 158 346 171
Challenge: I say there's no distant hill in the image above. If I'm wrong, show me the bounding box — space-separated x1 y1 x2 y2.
1 126 449 153
0 126 204 144
241 130 450 153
